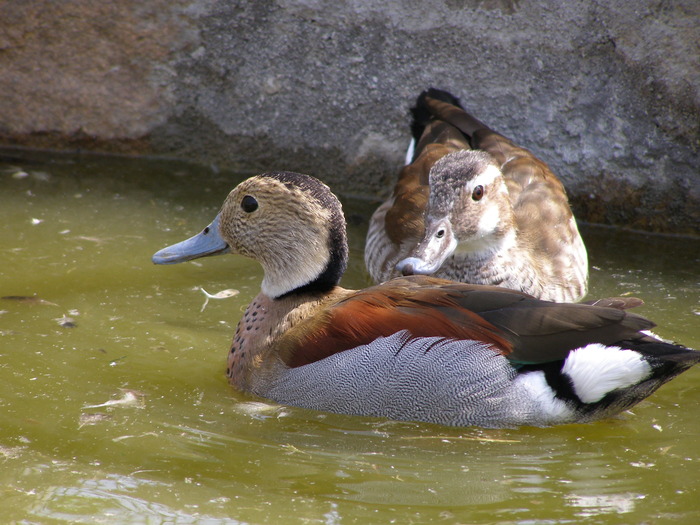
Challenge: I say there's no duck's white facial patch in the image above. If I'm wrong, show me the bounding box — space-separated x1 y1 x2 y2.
477 204 501 236
468 165 506 237
562 344 652 404
467 165 503 193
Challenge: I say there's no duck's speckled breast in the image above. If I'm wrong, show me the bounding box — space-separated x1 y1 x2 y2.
226 289 350 393
228 296 267 386
227 293 296 391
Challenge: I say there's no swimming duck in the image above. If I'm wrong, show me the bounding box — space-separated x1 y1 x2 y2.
153 171 698 428
365 88 588 302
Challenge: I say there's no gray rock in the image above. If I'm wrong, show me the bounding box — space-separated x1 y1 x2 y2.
0 0 698 233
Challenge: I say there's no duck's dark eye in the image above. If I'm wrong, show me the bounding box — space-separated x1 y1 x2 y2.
472 185 484 201
436 229 445 239
241 195 258 213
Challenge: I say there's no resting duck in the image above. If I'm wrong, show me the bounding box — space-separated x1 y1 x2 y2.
365 88 589 302
153 171 698 428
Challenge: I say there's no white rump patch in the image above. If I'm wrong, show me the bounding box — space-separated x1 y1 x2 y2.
517 371 573 422
562 344 652 404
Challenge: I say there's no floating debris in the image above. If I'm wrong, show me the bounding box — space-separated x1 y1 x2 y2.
83 389 146 410
2 295 58 306
235 401 285 418
198 287 239 312
0 445 25 459
280 443 312 457
30 218 43 225
112 432 160 443
109 356 128 367
74 235 107 244
78 413 113 429
55 314 77 328
30 170 51 182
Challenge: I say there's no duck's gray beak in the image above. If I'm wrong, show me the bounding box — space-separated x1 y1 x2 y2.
152 214 230 265
395 218 457 276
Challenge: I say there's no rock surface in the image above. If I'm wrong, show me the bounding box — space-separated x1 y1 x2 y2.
1 0 698 233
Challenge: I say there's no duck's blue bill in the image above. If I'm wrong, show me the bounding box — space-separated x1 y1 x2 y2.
152 214 230 265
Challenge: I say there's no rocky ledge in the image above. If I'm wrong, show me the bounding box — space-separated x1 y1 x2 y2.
1 0 698 234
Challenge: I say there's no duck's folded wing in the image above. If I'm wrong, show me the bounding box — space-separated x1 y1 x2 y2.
283 278 513 368
476 299 655 365
413 279 655 364
283 276 654 369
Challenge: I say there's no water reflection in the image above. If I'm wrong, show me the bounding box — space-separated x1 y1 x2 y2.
566 492 643 517
29 473 244 524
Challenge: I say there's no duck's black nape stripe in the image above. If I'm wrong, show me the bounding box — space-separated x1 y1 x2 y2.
262 171 349 299
276 232 346 299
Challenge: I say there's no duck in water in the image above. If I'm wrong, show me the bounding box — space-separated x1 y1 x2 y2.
153 171 697 428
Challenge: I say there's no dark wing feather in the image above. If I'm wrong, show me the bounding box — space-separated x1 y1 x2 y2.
430 281 655 364
284 275 655 369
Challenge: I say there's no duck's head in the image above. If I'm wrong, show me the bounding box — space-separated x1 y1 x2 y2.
153 171 348 299
396 149 513 275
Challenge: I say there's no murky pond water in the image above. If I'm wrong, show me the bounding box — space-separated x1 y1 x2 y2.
1 150 698 524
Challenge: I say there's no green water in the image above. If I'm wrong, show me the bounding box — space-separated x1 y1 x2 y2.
1 150 698 524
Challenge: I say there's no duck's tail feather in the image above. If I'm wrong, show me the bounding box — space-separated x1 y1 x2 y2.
405 88 471 163
581 296 644 310
410 88 464 141
521 339 700 423
411 87 493 142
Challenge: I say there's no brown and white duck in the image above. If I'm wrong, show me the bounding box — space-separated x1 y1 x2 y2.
365 88 588 302
153 171 698 428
